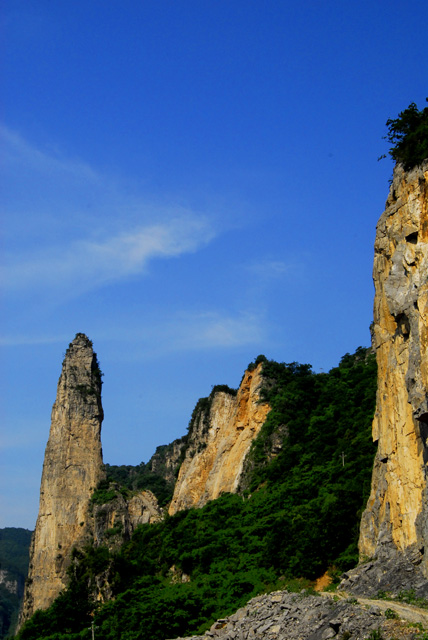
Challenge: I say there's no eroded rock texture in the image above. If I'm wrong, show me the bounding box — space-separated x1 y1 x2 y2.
352 160 428 591
169 363 270 515
174 590 423 640
19 334 105 625
92 488 161 549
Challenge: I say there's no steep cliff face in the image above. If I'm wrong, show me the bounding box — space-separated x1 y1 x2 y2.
92 487 161 549
19 334 105 625
348 160 428 592
149 439 187 485
169 363 270 515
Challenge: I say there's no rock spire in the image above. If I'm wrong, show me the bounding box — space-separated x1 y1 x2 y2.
19 334 105 625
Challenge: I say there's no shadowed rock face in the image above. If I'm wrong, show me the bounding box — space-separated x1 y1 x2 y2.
19 334 105 625
168 363 270 515
92 488 162 548
345 160 428 595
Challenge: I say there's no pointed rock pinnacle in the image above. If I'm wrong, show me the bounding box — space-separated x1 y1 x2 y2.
19 333 105 626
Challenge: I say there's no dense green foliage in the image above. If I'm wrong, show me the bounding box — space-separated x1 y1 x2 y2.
104 457 177 507
90 479 126 506
0 529 32 578
0 528 32 639
383 99 428 170
16 348 377 640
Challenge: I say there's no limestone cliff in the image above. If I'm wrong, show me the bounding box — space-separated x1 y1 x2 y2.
149 439 187 485
19 334 105 625
91 486 162 549
344 160 428 594
169 363 270 515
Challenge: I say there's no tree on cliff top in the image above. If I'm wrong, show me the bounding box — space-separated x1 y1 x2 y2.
383 98 428 170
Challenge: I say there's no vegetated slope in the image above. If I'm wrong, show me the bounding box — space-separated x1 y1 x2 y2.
16 347 377 640
104 448 181 508
104 383 241 511
0 528 32 639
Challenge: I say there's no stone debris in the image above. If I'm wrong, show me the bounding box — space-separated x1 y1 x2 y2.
340 548 428 599
171 590 424 640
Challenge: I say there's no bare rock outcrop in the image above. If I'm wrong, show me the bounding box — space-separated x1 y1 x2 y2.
19 334 105 625
92 487 162 549
172 590 421 640
169 363 270 515
147 438 187 485
342 160 428 595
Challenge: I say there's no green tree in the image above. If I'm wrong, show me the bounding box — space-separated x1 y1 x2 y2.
383 99 428 170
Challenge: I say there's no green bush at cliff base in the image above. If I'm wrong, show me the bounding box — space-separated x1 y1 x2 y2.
16 347 377 640
383 98 428 170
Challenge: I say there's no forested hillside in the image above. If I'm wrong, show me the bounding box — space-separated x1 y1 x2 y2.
16 347 377 640
0 528 32 639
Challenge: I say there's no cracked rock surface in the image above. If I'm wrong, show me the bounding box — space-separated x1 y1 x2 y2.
357 161 428 583
19 334 105 627
172 591 422 640
169 364 269 515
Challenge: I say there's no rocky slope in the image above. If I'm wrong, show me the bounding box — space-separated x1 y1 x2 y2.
169 363 270 515
342 160 428 595
18 334 105 625
173 590 425 640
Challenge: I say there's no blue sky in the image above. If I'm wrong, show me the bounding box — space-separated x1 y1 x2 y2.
1 0 427 529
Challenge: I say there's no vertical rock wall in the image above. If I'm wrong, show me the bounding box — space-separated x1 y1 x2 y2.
19 334 105 625
358 161 428 577
92 489 161 548
168 363 270 515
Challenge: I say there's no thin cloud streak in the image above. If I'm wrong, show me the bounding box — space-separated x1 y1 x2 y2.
2 215 215 295
1 125 219 301
173 311 264 350
101 310 266 360
246 259 298 280
0 124 100 183
0 334 68 347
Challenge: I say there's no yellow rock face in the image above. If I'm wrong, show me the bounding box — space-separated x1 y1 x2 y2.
169 363 270 515
359 161 428 566
19 334 105 626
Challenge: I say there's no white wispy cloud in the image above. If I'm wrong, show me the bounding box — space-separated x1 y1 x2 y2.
0 124 101 183
1 125 218 298
164 310 264 351
246 259 297 280
97 309 266 360
2 215 215 294
0 334 67 347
